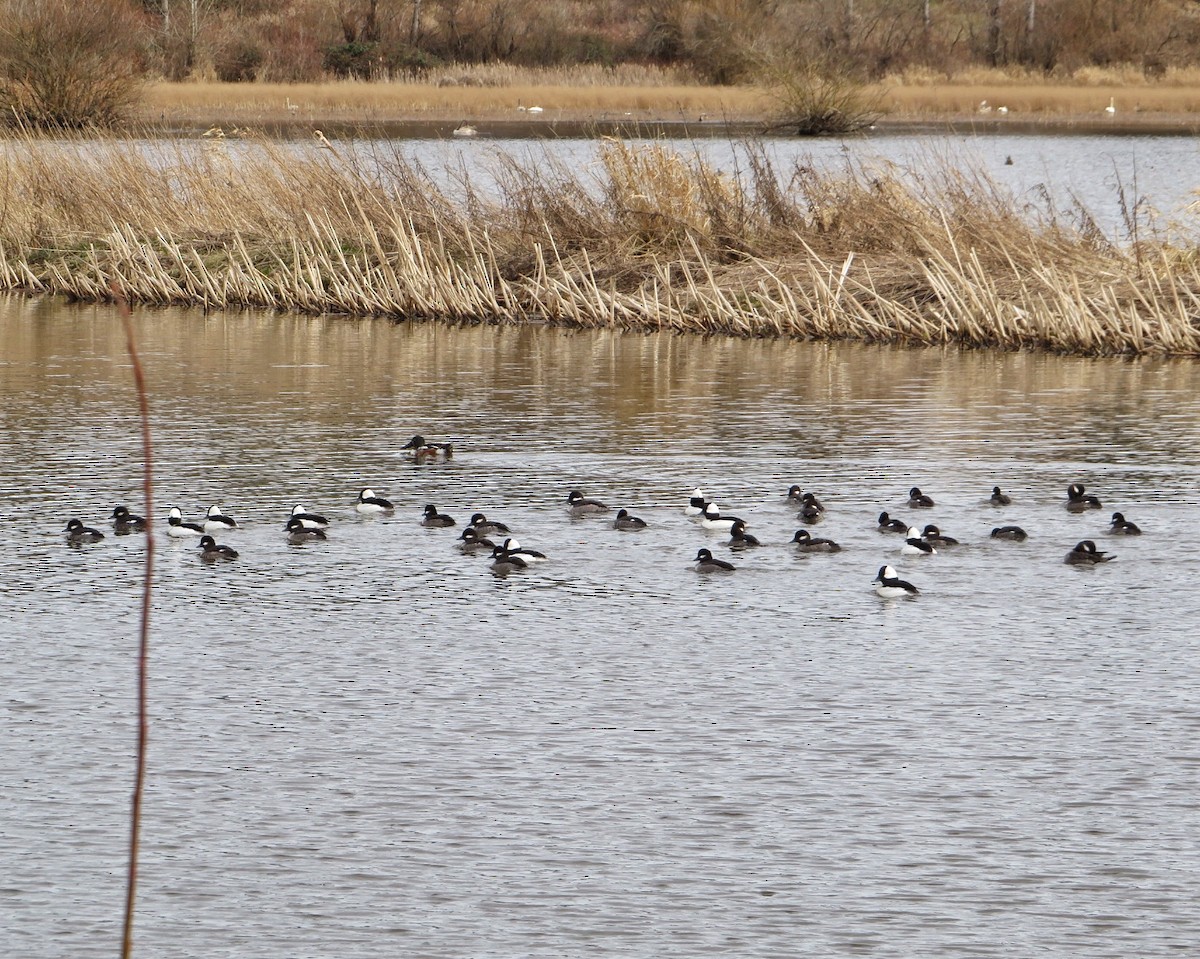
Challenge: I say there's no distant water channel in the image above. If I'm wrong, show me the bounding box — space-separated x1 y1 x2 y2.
4 295 1200 957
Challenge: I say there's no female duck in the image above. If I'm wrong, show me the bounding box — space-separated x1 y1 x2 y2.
791 529 840 553
1109 512 1142 535
1065 539 1112 565
614 509 648 530
873 565 919 597
901 527 937 556
728 520 761 547
797 500 823 524
1066 483 1102 512
421 504 457 528
289 504 330 529
694 548 735 573
356 488 394 513
111 505 148 532
204 504 239 532
989 486 1012 506
469 512 511 535
878 511 907 533
907 487 935 508
167 507 205 537
65 518 105 543
921 524 959 547
459 528 497 553
490 546 528 574
991 525 1028 541
198 535 239 560
567 490 609 515
285 518 327 543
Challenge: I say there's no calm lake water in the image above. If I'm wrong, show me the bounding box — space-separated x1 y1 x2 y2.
4 293 1200 957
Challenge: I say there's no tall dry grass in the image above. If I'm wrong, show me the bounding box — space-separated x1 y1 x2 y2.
0 132 1197 355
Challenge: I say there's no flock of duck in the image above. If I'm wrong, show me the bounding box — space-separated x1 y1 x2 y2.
62 432 1140 596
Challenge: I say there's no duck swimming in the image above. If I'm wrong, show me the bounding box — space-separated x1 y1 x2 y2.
1109 512 1142 535
694 548 735 572
285 518 327 543
791 529 840 553
873 565 918 597
921 524 959 546
902 527 937 556
167 507 205 538
421 504 457 527
907 487 935 508
727 520 761 547
198 535 239 560
1066 483 1102 512
204 504 239 532
614 509 648 530
989 486 1012 506
111 505 148 533
469 512 511 534
402 435 453 462
567 490 609 514
1064 539 1112 565
878 511 908 533
459 528 497 553
356 489 395 513
990 525 1028 541
65 518 105 543
700 503 745 531
289 505 330 529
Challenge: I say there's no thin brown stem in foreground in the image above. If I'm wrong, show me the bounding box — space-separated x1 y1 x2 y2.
116 286 155 959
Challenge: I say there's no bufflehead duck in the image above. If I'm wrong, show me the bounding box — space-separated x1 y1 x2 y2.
991 525 1029 541
685 488 707 516
801 491 825 513
878 511 907 533
1065 539 1112 565
111 505 148 532
1109 512 1142 535
902 527 937 555
198 535 238 560
907 487 935 508
204 504 239 531
496 537 547 562
614 509 648 530
65 518 105 543
1066 483 1102 512
797 501 823 524
167 507 205 537
791 529 841 553
421 504 457 528
459 528 497 553
289 504 330 529
786 484 805 502
567 490 609 514
402 434 453 462
873 565 919 597
989 486 1012 506
490 545 529 574
469 512 511 534
284 518 327 543
694 548 735 572
728 520 761 547
921 524 959 546
356 488 394 513
700 503 745 531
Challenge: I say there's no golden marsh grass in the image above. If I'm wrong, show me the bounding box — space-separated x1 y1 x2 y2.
0 134 1197 356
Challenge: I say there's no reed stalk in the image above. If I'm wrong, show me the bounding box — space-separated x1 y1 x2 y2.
0 131 1197 356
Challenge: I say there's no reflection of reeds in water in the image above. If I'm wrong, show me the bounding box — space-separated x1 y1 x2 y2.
0 132 1197 355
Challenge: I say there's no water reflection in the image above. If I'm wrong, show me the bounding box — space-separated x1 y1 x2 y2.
3 294 1200 958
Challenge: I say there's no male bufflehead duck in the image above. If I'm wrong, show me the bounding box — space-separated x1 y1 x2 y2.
1065 539 1112 565
111 505 148 533
991 525 1029 541
700 503 745 531
198 535 239 560
694 548 735 572
284 518 327 543
989 486 1012 506
902 527 937 555
878 511 907 533
402 434 453 462
469 512 511 534
873 565 919 597
791 529 841 553
921 524 959 546
614 509 648 530
356 488 394 513
727 520 761 547
421 504 457 528
685 488 707 516
567 490 609 514
490 545 529 574
204 504 239 531
459 528 497 553
167 507 205 537
290 505 330 529
907 487 935 508
1109 512 1142 535
1066 483 1102 512
65 518 105 543
496 538 547 562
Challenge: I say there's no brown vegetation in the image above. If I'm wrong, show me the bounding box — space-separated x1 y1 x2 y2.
0 133 1196 356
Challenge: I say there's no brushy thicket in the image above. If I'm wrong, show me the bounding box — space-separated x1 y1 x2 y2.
0 134 1197 356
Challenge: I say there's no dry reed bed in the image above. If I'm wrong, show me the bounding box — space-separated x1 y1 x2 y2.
0 134 1197 356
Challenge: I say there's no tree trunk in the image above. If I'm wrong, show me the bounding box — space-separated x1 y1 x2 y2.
987 0 1002 67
